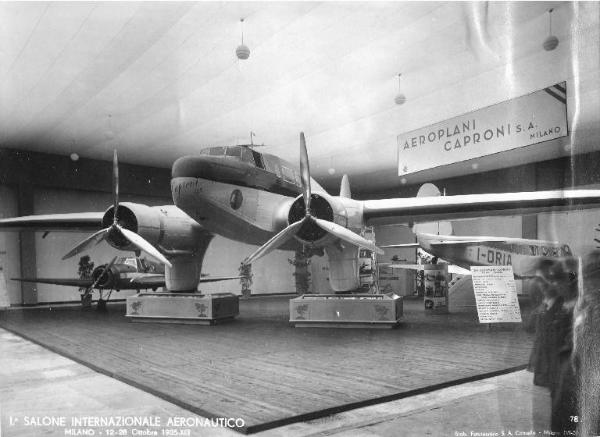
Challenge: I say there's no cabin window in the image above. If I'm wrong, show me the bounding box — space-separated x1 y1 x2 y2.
281 166 295 183
293 169 301 185
123 258 137 268
252 150 265 169
263 156 281 177
225 146 241 158
241 147 254 164
209 147 225 156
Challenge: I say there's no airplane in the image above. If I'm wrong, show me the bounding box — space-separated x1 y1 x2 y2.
11 255 241 307
13 256 166 292
380 184 578 280
382 232 575 279
12 255 241 290
2 133 600 295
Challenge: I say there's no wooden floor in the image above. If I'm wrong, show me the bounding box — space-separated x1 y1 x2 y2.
0 296 534 434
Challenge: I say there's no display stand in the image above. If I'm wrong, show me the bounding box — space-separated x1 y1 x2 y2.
423 264 449 313
289 294 403 328
126 292 239 324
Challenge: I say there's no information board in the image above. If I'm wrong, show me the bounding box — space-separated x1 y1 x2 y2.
471 266 522 323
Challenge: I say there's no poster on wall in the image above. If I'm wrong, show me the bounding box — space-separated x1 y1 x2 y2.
471 266 522 323
398 82 568 176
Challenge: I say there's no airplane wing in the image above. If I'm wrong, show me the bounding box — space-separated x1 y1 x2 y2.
129 274 241 287
362 189 600 225
0 212 104 232
11 277 94 287
385 263 472 275
129 274 166 288
199 275 242 283
430 238 509 245
382 243 421 248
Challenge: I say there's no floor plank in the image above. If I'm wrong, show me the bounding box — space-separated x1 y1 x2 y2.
0 296 534 433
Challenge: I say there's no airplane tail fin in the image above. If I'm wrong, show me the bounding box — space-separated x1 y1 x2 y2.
413 183 453 235
340 174 352 199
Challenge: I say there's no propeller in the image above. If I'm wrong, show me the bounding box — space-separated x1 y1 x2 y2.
62 151 172 268
244 132 383 265
80 255 118 302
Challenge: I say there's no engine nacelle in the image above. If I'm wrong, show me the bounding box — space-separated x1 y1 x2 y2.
287 192 361 248
102 202 210 255
91 264 115 289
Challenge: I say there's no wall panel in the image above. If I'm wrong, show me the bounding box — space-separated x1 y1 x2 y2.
0 186 21 304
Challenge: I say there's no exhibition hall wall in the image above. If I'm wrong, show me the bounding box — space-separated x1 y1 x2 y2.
0 186 19 305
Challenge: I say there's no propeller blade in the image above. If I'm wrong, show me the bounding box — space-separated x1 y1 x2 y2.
115 224 172 268
312 217 384 255
244 218 307 265
113 150 119 224
299 132 311 213
89 255 118 290
62 228 108 260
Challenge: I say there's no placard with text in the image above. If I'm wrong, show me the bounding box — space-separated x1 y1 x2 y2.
471 266 522 323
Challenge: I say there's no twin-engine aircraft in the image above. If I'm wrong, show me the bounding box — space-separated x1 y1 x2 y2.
2 132 600 293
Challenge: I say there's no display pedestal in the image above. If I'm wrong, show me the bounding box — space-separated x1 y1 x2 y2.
126 292 239 324
290 294 403 328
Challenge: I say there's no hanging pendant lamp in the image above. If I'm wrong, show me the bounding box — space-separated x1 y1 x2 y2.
236 18 250 60
543 8 559 51
394 73 406 105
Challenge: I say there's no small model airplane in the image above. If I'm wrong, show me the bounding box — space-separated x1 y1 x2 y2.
2 134 600 295
12 256 241 306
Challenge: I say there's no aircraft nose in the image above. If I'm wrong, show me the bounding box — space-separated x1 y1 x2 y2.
172 156 214 179
172 155 247 183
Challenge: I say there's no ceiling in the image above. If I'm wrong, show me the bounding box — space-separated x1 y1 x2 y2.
1 1 598 195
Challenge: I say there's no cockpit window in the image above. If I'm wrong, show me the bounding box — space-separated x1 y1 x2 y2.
209 147 225 156
241 147 254 164
281 166 295 183
263 156 281 177
123 258 137 268
225 146 241 157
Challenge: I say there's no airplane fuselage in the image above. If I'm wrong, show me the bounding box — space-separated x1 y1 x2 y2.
171 145 368 290
416 233 573 276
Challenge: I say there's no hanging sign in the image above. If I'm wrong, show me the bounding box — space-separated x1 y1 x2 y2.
398 82 568 175
471 266 522 323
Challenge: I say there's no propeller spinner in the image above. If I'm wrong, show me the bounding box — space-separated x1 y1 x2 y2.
62 151 172 268
244 132 382 264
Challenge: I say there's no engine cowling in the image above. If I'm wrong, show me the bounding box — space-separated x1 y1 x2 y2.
101 202 208 254
286 192 350 247
91 264 115 288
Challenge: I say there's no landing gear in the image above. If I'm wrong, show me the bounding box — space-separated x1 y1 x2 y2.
80 293 93 309
96 289 113 312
